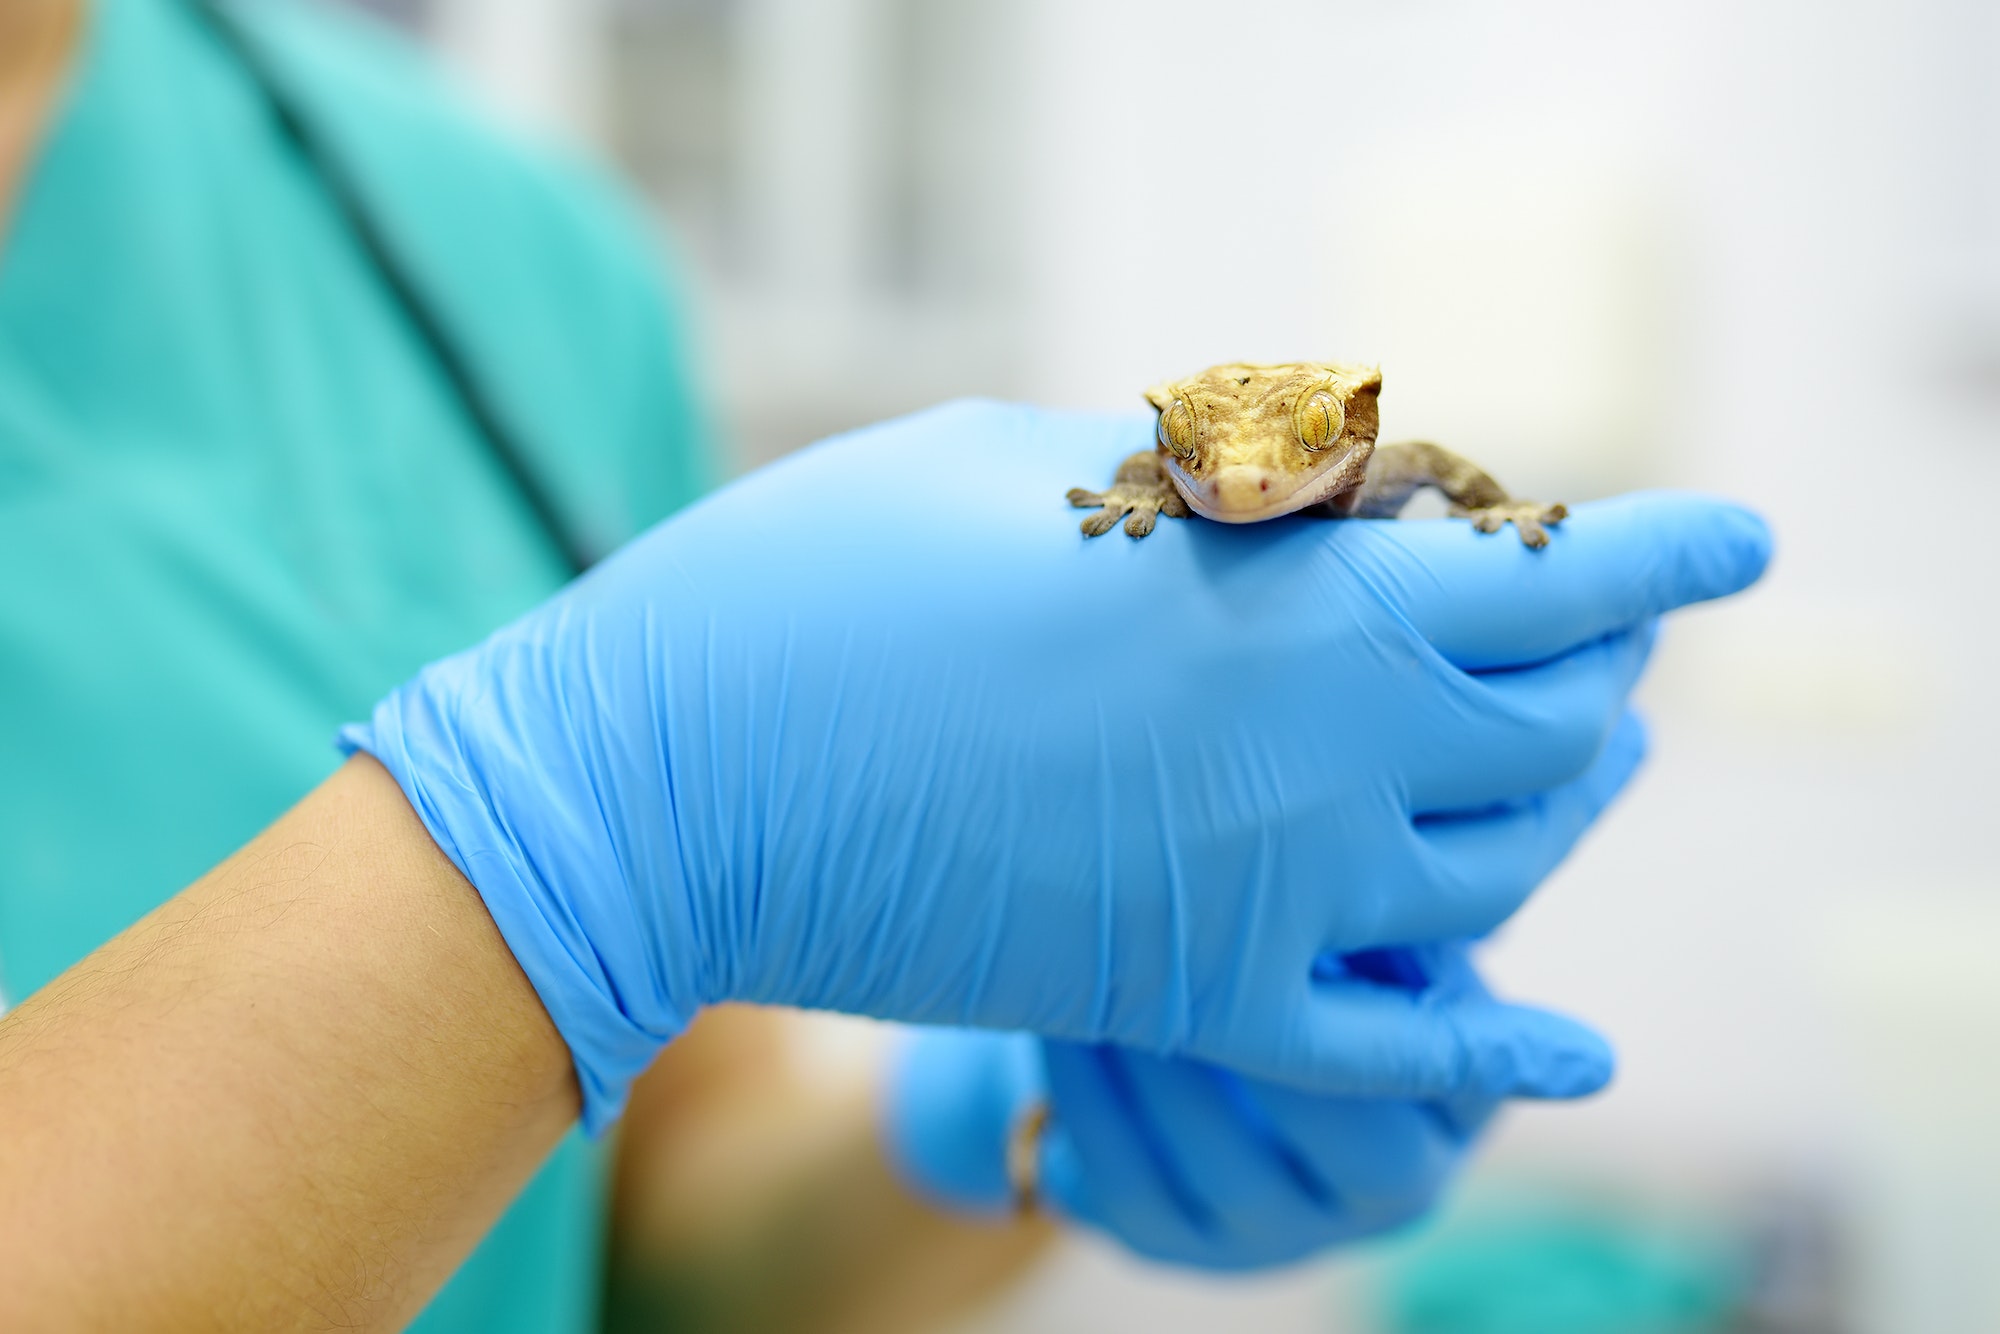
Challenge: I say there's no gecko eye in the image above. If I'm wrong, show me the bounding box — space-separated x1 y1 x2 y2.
1296 390 1344 452
1158 399 1196 459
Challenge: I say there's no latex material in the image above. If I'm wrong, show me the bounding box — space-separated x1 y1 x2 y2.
887 944 1531 1271
344 402 1771 1130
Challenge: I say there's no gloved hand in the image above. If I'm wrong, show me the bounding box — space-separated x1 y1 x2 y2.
342 401 1769 1130
887 943 1516 1271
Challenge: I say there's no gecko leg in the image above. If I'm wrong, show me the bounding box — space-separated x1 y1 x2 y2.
1345 441 1567 549
1067 450 1192 539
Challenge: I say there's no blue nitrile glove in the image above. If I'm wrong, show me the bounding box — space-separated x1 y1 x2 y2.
887 943 1520 1271
341 401 1770 1131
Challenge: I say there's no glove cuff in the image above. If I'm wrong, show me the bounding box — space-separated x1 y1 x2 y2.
339 648 698 1135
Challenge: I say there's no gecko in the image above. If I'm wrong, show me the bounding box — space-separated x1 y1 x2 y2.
1066 361 1566 548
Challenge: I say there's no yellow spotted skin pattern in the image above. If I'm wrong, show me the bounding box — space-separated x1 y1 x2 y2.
1068 361 1566 548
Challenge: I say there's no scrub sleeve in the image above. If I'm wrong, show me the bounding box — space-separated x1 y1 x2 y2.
0 0 713 1328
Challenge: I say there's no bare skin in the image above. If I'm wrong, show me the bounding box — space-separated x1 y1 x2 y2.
0 757 581 1331
1067 361 1567 547
0 0 80 235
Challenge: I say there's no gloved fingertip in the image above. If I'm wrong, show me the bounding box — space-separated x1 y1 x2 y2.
1715 503 1776 584
1531 1037 1616 1099
1613 706 1649 754
1596 709 1650 792
1677 497 1774 601
1515 1016 1616 1100
1591 492 1774 610
1459 1005 1616 1101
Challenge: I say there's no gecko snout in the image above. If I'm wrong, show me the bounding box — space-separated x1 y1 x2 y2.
1208 465 1278 513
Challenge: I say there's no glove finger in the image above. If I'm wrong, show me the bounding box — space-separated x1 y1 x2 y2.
1037 1042 1215 1260
1244 1085 1472 1227
1339 491 1771 671
1242 984 1616 1102
1402 623 1655 813
1311 943 1555 1138
1354 710 1647 945
1111 1050 1336 1246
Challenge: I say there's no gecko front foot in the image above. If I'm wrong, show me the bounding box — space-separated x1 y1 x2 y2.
1456 500 1569 549
1068 451 1192 539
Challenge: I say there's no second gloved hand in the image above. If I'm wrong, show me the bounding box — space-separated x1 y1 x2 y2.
342 401 1769 1129
887 944 1514 1271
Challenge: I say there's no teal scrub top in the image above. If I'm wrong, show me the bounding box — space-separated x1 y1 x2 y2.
0 0 713 1328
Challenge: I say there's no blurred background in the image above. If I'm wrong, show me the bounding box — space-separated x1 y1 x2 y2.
361 1 1996 1329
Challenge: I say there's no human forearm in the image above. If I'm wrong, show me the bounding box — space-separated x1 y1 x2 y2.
0 755 578 1331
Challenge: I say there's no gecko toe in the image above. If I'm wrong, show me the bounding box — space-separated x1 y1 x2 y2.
1465 500 1564 547
1068 466 1187 542
1080 506 1124 537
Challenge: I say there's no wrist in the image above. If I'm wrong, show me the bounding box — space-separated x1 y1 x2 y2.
340 641 703 1133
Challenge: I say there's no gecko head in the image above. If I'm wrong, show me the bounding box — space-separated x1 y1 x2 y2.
1143 362 1382 523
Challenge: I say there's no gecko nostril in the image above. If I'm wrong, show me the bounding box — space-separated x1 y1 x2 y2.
1259 479 1269 492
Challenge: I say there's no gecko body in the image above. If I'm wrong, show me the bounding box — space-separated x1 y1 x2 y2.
1067 362 1565 547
